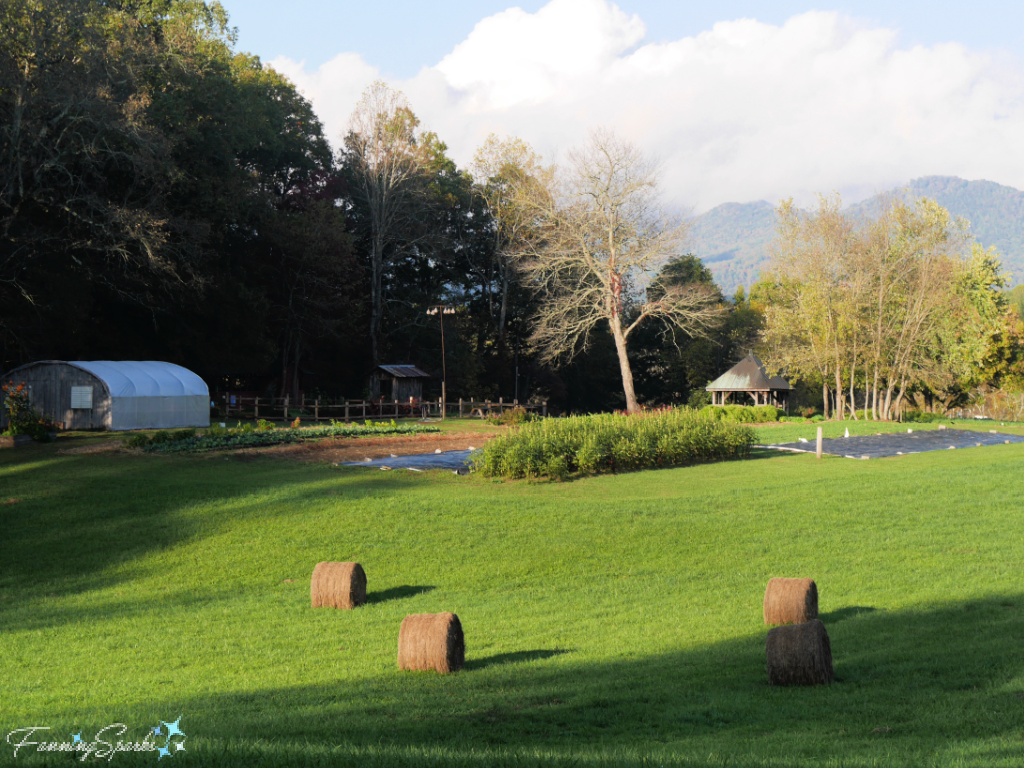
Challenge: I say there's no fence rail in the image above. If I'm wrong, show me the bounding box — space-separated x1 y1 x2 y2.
217 395 546 422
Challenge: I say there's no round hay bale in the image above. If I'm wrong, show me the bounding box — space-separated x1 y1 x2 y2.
310 562 366 609
763 577 818 625
766 619 834 686
397 612 464 673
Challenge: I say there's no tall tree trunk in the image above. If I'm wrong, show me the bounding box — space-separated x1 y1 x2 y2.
610 314 639 413
835 366 845 420
822 382 830 419
370 238 383 366
292 335 302 406
871 366 879 421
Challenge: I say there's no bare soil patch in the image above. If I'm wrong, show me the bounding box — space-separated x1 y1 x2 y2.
237 431 497 464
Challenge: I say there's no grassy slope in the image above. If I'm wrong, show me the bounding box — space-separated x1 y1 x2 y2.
1 429 1023 767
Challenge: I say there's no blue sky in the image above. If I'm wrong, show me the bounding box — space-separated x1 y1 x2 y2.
222 1 1024 77
217 0 1024 211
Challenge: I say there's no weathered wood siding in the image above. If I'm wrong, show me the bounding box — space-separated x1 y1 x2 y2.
392 378 423 401
1 363 110 429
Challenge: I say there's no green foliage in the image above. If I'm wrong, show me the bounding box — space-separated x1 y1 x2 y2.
256 419 275 432
485 407 538 426
702 404 781 423
904 410 953 423
145 420 440 454
475 410 755 479
124 434 150 449
2 380 52 441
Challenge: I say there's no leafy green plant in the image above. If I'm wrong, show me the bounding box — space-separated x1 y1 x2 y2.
701 404 780 423
145 419 441 454
124 434 150 449
256 419 275 432
485 407 538 426
475 409 755 479
904 410 951 423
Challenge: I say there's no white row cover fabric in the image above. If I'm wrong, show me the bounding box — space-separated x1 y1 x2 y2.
73 361 210 430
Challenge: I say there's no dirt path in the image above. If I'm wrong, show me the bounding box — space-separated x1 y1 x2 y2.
240 431 497 463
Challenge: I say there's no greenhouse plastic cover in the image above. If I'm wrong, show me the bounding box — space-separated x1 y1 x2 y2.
74 361 210 430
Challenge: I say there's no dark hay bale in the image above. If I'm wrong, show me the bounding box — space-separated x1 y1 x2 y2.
766 619 834 686
397 612 464 673
310 562 366 609
763 577 818 625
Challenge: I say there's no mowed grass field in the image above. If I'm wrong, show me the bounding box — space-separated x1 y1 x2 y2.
1 420 1023 766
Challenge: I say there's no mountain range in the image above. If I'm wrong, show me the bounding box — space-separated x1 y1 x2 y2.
689 176 1024 294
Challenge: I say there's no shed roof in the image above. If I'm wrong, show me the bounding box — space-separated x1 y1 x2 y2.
706 354 792 392
377 365 430 378
5 360 208 398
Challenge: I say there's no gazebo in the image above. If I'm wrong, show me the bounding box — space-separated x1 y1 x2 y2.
706 354 792 410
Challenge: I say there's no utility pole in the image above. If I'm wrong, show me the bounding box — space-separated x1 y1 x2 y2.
426 305 455 419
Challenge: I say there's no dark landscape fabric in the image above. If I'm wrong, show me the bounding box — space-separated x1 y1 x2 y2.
765 429 1024 459
339 450 474 470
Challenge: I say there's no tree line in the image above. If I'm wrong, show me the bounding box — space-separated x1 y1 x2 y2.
0 1 754 412
4 1 1017 417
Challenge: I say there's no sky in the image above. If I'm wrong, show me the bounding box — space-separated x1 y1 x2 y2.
218 0 1024 212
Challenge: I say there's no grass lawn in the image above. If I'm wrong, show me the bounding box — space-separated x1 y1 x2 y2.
1 426 1023 766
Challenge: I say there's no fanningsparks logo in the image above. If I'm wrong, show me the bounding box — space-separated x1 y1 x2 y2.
6 716 186 761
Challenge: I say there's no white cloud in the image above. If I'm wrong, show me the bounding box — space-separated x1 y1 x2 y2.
270 0 1024 212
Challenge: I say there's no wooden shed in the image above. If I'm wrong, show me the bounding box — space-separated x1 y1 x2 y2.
368 365 431 402
706 353 792 410
0 360 210 431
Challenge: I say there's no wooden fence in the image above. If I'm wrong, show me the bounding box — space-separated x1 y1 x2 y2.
218 394 546 422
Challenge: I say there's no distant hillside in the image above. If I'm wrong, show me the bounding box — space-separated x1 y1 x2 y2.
690 176 1024 293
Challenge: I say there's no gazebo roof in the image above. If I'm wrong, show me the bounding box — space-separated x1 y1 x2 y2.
706 354 792 392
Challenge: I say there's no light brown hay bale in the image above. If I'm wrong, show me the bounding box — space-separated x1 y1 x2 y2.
763 577 818 625
310 562 366 609
766 619 834 686
397 612 464 673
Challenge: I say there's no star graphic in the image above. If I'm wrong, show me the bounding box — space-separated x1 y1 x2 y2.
161 716 184 739
153 725 163 736
72 732 82 743
157 745 170 760
174 742 186 752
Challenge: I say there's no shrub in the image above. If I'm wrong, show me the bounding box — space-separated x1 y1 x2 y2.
701 404 780 423
486 407 538 426
149 431 172 444
124 434 150 449
171 428 196 441
475 409 755 480
256 419 275 432
904 410 949 423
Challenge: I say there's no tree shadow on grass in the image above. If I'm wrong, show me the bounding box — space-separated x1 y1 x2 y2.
819 605 877 622
0 447 410 608
367 585 436 604
466 649 572 671
119 595 1024 767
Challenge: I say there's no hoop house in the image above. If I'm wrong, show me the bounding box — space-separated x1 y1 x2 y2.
0 361 210 431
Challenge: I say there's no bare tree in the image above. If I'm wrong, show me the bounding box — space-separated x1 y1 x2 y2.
342 81 425 366
523 129 724 413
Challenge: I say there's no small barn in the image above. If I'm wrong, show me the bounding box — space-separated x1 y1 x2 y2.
1 360 210 431
706 353 792 410
369 365 431 402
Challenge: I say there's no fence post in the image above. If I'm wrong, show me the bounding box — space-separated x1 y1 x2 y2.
254 397 259 420
459 398 463 418
315 398 319 422
394 399 399 418
225 394 230 417
543 401 548 417
283 395 289 422
362 401 366 420
499 396 503 413
816 427 823 460
344 400 349 423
